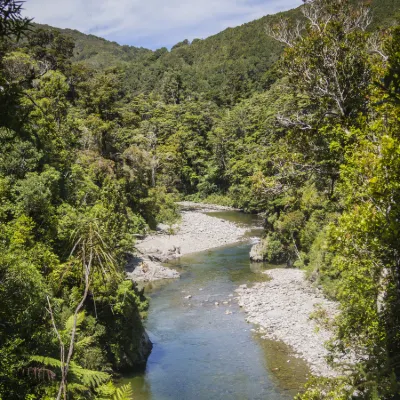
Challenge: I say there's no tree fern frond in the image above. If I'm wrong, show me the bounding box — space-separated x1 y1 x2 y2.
67 382 90 393
31 356 111 393
95 381 116 398
30 355 62 368
112 384 133 400
65 311 85 333
75 335 93 350
70 363 111 388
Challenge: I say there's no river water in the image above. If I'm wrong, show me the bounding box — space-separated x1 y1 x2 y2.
123 211 309 399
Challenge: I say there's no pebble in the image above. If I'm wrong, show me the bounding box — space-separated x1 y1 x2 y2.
136 210 248 269
129 205 250 283
235 268 340 377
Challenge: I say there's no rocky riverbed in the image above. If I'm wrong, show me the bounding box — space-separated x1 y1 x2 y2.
175 201 239 211
236 268 339 377
127 204 248 282
127 204 341 379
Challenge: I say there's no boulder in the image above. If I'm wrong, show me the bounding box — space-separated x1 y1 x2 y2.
127 257 180 282
136 330 153 367
249 242 264 262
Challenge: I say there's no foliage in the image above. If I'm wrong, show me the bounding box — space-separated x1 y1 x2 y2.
0 5 174 398
0 0 32 40
2 0 400 398
96 383 134 400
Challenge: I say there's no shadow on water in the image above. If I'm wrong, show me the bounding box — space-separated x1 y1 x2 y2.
122 211 310 399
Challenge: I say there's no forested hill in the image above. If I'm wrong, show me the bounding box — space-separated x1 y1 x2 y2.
33 23 152 67
34 0 400 105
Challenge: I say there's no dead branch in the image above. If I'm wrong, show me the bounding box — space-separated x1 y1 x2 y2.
265 18 304 47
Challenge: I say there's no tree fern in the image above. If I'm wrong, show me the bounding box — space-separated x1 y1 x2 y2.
95 381 116 398
67 382 90 393
30 355 62 369
95 382 133 400
75 335 94 351
71 363 110 388
30 355 111 391
64 311 85 333
112 384 133 400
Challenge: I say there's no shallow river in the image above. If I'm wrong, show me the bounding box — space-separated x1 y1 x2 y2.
123 211 309 399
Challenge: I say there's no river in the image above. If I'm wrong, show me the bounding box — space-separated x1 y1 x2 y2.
123 211 310 399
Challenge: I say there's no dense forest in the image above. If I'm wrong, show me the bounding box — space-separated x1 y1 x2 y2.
1 0 400 398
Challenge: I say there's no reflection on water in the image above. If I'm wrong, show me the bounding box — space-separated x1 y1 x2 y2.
257 337 309 397
204 211 263 227
122 211 309 399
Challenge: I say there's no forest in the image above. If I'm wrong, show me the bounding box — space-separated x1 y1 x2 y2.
1 0 400 398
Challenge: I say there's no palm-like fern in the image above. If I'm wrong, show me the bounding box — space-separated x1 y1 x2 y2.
30 355 134 399
95 382 134 400
112 384 134 400
30 355 110 391
30 310 110 397
47 213 117 400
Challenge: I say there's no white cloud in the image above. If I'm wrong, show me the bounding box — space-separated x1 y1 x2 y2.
23 0 302 49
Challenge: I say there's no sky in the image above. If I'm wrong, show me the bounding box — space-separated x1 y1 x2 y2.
23 0 303 50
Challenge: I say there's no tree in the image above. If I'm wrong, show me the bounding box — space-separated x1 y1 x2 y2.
27 28 74 74
0 0 31 40
298 21 400 400
268 0 372 120
49 208 116 400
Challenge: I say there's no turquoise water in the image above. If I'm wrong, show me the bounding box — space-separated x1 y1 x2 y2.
123 212 309 399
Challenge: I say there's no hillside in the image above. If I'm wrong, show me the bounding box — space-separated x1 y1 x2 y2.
34 0 400 105
34 7 298 105
368 0 400 28
34 23 152 68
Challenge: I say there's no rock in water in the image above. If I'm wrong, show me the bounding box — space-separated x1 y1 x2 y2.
127 256 180 282
113 311 153 371
137 330 153 367
249 242 264 262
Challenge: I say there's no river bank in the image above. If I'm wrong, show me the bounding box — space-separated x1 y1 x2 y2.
127 204 339 380
175 201 240 211
236 268 339 377
127 204 249 282
124 226 310 399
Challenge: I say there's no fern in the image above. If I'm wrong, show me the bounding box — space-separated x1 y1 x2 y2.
71 363 110 388
96 381 116 397
95 382 133 400
30 357 132 399
30 356 111 390
30 355 62 368
112 384 133 400
67 382 90 393
65 311 85 333
75 335 94 350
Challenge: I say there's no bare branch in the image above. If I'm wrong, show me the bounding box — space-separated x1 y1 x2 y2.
302 0 372 34
343 5 372 33
368 32 389 62
302 0 325 32
276 112 313 130
265 18 304 47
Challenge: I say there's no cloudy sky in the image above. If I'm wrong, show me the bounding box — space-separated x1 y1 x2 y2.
23 0 302 49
